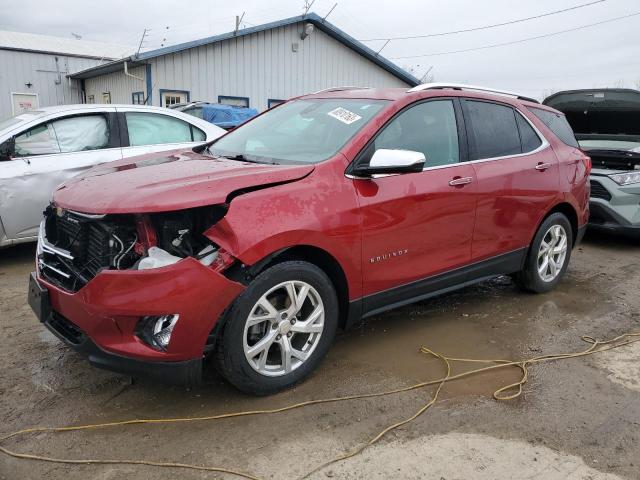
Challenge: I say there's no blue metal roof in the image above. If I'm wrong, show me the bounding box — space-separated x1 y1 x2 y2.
69 13 419 86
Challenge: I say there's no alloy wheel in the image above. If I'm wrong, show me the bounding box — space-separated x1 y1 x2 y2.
537 224 568 282
243 280 325 377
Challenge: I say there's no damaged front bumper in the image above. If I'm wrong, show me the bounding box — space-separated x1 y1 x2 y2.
30 255 245 384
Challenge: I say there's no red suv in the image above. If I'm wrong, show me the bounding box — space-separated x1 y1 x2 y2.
29 84 590 394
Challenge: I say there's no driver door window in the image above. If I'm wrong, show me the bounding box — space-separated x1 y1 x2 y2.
14 123 60 156
13 115 110 157
368 100 460 168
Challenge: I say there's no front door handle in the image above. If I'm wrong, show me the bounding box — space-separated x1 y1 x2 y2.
535 162 552 171
449 176 473 186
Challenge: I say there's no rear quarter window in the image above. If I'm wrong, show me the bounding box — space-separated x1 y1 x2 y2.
528 107 579 148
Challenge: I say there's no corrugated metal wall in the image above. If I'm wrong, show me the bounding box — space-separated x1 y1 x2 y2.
0 49 100 119
84 65 146 105
80 21 409 111
150 22 408 110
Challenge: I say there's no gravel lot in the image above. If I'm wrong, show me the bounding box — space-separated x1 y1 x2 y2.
1 231 639 480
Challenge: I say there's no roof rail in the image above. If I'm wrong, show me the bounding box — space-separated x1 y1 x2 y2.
407 83 539 104
312 86 371 94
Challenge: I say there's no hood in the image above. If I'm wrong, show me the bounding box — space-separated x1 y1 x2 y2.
53 149 314 214
543 89 640 142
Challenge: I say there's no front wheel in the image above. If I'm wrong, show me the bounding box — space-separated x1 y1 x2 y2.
214 261 338 395
515 213 573 293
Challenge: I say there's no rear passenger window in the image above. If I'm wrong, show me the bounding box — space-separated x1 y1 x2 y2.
371 100 460 168
125 112 199 146
515 113 542 153
528 107 579 148
464 101 521 160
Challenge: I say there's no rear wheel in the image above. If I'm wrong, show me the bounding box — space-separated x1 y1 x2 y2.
215 261 338 395
515 212 573 293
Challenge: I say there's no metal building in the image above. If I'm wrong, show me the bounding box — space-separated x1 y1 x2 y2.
69 13 419 111
0 30 132 119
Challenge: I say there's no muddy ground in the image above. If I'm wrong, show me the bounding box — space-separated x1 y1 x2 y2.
1 231 639 480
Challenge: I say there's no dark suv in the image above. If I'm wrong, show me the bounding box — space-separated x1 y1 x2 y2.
29 84 590 395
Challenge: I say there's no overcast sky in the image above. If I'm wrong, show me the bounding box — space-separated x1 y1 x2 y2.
0 0 637 99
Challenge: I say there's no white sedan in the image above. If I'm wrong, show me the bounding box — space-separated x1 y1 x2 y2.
0 104 225 248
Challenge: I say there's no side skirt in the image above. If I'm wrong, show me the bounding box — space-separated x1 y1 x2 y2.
346 248 527 327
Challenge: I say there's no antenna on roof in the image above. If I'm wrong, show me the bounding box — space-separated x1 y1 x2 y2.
303 0 315 15
323 3 337 22
235 12 246 34
420 66 434 83
136 28 150 57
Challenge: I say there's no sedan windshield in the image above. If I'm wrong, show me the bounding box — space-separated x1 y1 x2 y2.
209 98 387 164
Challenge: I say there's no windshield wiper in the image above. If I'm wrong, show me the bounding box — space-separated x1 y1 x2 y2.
215 151 277 165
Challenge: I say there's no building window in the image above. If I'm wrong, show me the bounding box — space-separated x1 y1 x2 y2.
132 91 145 105
218 95 250 108
102 92 111 104
87 95 95 104
159 89 190 107
268 99 285 108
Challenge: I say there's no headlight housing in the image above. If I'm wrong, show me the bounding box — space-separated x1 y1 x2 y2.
608 171 640 186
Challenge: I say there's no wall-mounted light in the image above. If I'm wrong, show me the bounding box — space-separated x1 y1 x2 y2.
300 23 314 40
25 82 33 88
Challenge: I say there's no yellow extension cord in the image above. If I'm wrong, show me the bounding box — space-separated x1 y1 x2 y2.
2 331 639 480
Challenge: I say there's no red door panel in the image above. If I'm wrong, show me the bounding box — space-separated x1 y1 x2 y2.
356 164 477 297
471 147 559 261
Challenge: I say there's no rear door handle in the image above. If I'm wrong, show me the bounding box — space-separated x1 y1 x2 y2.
535 162 552 171
449 176 473 186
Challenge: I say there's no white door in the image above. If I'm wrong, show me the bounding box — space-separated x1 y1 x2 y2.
161 91 188 107
120 111 207 159
0 113 122 240
11 93 39 115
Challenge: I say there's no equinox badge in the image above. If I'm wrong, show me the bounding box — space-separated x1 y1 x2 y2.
370 249 408 264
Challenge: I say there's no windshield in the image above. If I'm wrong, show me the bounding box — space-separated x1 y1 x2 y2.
209 99 387 164
579 139 640 152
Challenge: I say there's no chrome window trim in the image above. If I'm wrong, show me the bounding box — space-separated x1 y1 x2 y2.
460 106 550 167
345 103 550 180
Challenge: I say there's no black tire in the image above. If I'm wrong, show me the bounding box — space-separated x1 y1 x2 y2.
515 212 573 293
214 261 338 395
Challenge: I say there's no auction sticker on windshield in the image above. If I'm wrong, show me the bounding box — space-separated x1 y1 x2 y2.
328 107 362 125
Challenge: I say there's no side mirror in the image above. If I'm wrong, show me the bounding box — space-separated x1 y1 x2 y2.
353 149 425 176
0 137 15 161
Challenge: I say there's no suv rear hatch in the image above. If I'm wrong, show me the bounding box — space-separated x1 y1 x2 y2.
543 89 640 172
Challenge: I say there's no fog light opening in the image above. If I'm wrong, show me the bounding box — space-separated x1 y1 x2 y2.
138 314 179 351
